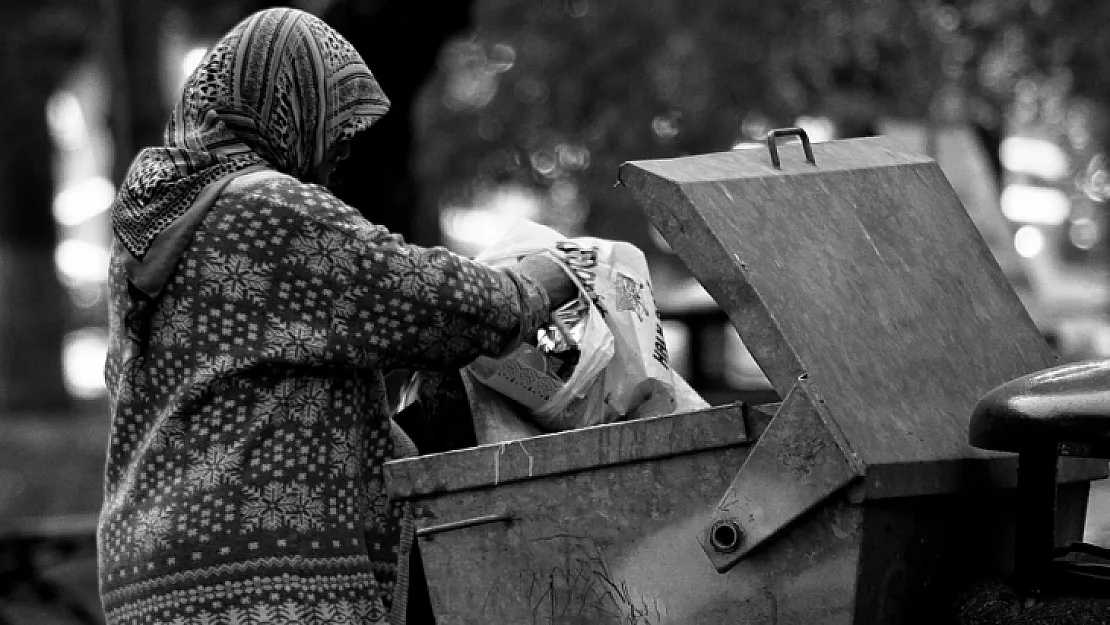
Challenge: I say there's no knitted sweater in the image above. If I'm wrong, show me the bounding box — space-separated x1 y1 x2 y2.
98 174 547 624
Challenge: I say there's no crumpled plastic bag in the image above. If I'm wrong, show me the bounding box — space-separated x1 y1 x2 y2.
465 219 691 442
584 238 677 421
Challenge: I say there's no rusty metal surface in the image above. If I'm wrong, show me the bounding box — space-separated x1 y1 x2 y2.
701 377 863 572
411 442 863 624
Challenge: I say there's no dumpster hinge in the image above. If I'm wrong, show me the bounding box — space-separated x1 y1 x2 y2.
701 375 864 572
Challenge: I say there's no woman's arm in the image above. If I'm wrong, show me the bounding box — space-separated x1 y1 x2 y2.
258 179 558 372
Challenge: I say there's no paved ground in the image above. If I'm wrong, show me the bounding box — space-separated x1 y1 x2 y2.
0 407 106 623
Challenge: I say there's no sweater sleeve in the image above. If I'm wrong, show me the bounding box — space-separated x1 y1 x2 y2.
248 177 550 372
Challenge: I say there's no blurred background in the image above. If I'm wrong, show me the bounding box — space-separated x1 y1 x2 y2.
5 0 1110 620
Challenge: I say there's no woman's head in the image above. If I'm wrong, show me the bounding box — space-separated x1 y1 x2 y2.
166 8 389 183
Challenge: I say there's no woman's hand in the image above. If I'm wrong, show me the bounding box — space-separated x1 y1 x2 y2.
514 254 578 309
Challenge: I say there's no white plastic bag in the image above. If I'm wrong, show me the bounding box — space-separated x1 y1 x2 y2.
467 219 680 433
459 368 544 443
571 237 677 420
467 220 615 431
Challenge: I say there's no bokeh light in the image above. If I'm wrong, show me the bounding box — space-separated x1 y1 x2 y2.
55 239 110 285
1014 225 1046 258
62 327 108 399
53 176 115 227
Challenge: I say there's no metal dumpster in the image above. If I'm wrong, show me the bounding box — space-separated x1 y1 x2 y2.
384 132 1108 624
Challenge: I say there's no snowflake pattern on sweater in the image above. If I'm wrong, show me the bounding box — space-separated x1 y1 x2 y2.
99 174 547 624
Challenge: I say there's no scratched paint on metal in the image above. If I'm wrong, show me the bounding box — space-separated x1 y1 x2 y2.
778 426 829 479
412 441 861 624
703 377 862 572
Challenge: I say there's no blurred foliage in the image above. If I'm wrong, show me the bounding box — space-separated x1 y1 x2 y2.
0 0 96 243
416 0 1110 250
0 0 97 411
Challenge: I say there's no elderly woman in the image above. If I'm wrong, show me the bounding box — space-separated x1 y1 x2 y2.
98 8 573 624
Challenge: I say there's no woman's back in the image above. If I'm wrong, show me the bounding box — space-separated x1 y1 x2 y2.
97 9 567 623
100 171 545 624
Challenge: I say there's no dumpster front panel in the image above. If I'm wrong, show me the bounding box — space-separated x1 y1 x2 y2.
411 443 863 624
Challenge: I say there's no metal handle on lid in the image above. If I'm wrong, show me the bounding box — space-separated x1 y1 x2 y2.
765 127 817 169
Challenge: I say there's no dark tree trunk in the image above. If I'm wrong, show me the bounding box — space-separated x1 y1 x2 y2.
0 90 72 412
0 3 89 412
323 0 474 246
972 123 1004 195
106 0 169 181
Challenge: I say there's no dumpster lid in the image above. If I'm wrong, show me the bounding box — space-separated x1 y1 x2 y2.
619 132 1098 497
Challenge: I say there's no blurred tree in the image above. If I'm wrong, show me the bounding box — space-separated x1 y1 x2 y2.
323 0 474 245
416 0 944 254
414 0 1110 258
104 0 170 181
5 0 1108 413
0 0 93 411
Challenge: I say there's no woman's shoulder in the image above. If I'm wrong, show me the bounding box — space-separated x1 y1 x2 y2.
223 170 336 210
218 169 397 243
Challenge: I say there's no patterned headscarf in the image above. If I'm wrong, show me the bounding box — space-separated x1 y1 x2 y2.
111 7 390 263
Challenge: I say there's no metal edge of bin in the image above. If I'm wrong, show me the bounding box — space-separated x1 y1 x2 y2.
384 401 757 501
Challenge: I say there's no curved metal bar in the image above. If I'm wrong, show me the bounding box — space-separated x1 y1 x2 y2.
765 127 817 169
416 511 514 538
